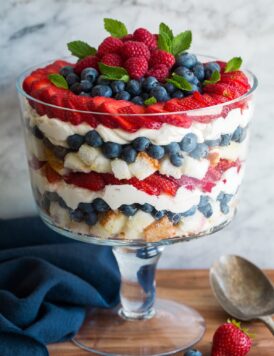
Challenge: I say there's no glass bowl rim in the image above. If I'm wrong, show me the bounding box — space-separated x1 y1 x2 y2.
16 54 258 117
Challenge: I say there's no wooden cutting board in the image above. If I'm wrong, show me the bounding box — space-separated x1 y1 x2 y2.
48 269 274 355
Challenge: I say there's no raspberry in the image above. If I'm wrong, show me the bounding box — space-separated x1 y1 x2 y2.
146 64 169 81
122 34 134 42
150 49 175 69
124 56 148 79
101 53 122 67
133 28 157 49
121 41 150 60
74 55 99 75
97 36 123 57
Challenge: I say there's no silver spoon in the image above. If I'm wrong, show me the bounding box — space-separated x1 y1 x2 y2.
210 255 274 335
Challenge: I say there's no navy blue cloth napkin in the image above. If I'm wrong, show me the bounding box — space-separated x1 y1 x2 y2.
0 217 120 356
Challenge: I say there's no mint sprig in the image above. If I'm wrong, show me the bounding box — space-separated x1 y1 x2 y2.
144 97 157 106
166 73 192 91
157 23 192 55
67 40 96 59
224 57 243 73
203 70 221 85
98 62 129 82
104 18 128 38
48 74 68 89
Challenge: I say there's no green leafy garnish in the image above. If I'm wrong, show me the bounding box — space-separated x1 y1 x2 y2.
48 74 68 89
104 18 128 38
166 73 192 91
203 70 221 85
224 57 243 73
157 22 192 56
67 40 96 59
144 97 157 106
98 62 129 82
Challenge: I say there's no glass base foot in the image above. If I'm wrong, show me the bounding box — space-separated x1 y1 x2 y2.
72 299 205 355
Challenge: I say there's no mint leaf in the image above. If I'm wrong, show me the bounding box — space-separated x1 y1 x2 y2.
172 31 192 56
104 18 128 38
98 62 129 82
167 73 192 91
144 97 157 106
48 74 68 89
157 34 170 52
158 22 173 53
203 70 221 85
67 40 96 59
224 57 243 73
159 22 173 42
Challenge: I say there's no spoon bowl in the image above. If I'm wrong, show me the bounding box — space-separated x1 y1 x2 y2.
210 255 274 334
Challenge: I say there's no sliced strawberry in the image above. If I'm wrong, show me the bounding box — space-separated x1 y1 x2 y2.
145 174 178 196
99 100 131 129
177 96 204 110
44 164 62 183
64 171 105 191
204 82 240 100
221 71 249 88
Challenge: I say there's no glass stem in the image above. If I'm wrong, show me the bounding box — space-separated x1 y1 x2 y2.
113 245 164 320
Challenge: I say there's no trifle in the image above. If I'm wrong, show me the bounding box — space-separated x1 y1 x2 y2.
18 19 255 243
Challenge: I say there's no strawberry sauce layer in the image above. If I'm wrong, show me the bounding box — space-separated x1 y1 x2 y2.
41 159 240 197
23 61 251 133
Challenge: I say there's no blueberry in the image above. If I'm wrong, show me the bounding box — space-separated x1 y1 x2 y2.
142 76 158 91
191 76 200 85
141 203 154 213
96 75 110 85
154 210 165 220
91 85 112 97
119 204 137 216
174 66 195 82
102 142 122 158
220 202 229 214
180 133 198 152
132 137 150 152
59 65 74 77
53 146 68 160
232 126 245 142
126 80 141 96
85 212 98 226
80 79 92 92
192 63 205 81
187 83 201 95
115 90 131 101
120 146 137 163
93 198 110 213
78 202 94 214
85 130 103 147
32 126 44 139
67 134 84 151
45 191 59 202
111 80 125 94
141 93 150 100
205 138 221 147
147 144 165 159
198 203 213 218
167 212 181 224
189 143 209 159
223 193 233 203
70 209 84 222
164 82 176 94
184 348 202 356
70 82 82 95
58 197 68 209
170 153 184 167
204 62 221 79
131 96 144 105
172 90 184 99
175 53 198 68
164 142 181 155
181 206 197 217
150 86 169 102
219 134 231 146
41 195 50 211
66 73 80 86
81 67 98 83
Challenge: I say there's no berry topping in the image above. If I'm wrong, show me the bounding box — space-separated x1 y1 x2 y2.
101 53 122 67
97 36 124 57
133 28 157 50
147 64 170 82
74 55 99 75
122 41 150 60
124 56 148 79
150 49 175 69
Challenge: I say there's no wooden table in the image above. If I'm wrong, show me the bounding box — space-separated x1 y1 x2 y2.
48 270 274 355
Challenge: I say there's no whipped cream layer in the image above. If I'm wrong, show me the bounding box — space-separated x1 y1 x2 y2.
26 102 253 147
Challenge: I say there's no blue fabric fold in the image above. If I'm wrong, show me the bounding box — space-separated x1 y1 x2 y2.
0 217 120 356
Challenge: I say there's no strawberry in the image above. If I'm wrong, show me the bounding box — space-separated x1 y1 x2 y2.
101 53 123 67
133 28 157 49
124 56 148 79
146 64 169 81
64 171 105 191
145 174 178 196
221 71 249 88
121 41 150 60
97 36 124 57
212 320 252 356
149 49 175 69
74 55 99 75
98 99 127 129
44 164 62 183
204 83 240 100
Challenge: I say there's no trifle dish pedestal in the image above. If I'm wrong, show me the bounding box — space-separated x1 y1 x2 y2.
17 19 257 355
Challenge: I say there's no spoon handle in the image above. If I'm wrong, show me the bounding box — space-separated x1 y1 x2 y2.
258 315 274 335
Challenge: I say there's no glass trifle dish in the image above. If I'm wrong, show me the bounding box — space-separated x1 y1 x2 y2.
17 19 257 355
